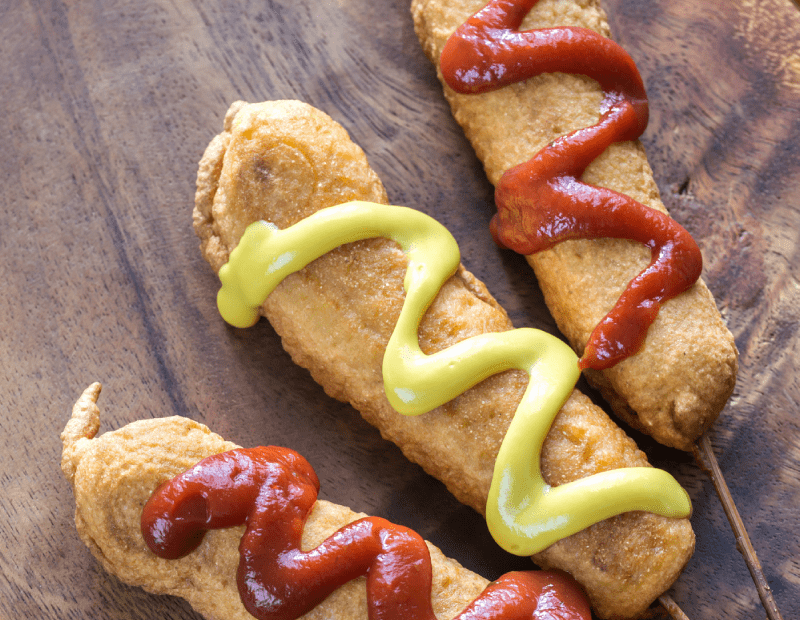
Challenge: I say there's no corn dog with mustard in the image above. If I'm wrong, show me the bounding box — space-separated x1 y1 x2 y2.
193 99 694 619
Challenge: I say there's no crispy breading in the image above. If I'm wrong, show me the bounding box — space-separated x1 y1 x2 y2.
193 99 693 619
61 383 489 620
410 0 738 451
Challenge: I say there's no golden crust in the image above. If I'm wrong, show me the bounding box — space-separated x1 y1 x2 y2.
61 384 489 620
410 0 738 450
192 99 693 619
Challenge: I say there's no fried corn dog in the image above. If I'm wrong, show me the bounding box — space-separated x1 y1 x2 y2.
193 99 693 619
411 0 738 450
61 383 506 620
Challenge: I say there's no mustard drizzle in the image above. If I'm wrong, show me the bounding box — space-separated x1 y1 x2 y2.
216 200 691 555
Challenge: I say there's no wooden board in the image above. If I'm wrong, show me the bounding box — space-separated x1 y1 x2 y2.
1 0 798 618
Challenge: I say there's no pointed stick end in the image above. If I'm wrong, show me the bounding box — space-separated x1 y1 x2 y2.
694 433 785 620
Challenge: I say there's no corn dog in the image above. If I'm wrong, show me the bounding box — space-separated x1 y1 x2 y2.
61 383 591 620
410 0 738 450
193 99 693 619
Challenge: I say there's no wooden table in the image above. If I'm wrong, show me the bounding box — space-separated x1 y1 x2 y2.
2 0 798 618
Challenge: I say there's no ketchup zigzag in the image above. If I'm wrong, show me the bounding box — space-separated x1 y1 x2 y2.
440 0 703 370
142 446 592 620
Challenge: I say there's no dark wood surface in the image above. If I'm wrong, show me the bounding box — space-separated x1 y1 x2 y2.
2 0 798 618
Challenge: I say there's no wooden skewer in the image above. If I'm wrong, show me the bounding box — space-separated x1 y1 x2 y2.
659 594 691 620
693 433 784 620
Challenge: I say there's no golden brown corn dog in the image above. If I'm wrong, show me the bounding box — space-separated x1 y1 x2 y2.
60 383 493 620
410 0 738 451
193 99 693 619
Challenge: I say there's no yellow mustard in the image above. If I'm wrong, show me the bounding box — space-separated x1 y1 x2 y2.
217 201 691 555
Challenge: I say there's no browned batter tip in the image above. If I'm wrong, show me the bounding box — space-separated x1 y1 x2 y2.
61 383 489 620
193 99 694 619
411 0 738 450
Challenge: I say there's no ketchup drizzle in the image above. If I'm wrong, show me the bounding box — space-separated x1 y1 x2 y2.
440 0 702 370
142 447 591 620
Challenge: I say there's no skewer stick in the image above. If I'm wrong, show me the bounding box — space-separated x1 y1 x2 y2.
693 433 784 620
658 594 691 620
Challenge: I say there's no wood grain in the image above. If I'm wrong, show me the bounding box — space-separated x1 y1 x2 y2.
0 0 797 619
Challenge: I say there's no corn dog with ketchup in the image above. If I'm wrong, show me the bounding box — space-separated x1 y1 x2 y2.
193 99 693 619
411 0 738 450
61 383 591 620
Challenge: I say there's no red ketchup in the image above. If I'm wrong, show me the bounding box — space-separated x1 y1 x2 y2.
141 447 591 620
440 0 702 370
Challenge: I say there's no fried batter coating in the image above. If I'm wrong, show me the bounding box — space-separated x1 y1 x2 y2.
193 99 693 619
61 383 489 620
410 0 738 451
